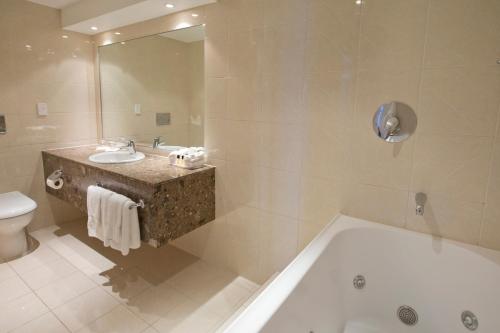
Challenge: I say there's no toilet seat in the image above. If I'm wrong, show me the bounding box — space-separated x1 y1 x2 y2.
0 191 37 219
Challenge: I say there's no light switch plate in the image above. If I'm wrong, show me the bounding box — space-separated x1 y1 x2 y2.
36 102 48 116
0 114 6 134
134 104 141 115
156 113 171 126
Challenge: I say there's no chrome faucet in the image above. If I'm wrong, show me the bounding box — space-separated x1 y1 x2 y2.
153 136 163 149
127 140 136 154
415 192 427 216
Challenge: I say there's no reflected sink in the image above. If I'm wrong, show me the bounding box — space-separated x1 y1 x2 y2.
157 144 186 153
89 151 145 164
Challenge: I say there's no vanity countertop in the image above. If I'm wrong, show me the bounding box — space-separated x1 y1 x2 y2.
42 145 214 185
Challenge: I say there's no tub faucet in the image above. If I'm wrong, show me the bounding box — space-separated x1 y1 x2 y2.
415 192 427 216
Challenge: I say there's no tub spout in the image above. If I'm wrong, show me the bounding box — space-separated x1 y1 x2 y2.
415 192 427 216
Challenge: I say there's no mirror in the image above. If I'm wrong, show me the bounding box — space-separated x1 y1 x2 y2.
98 25 205 150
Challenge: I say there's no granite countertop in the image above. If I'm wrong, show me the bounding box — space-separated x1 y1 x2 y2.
42 145 214 185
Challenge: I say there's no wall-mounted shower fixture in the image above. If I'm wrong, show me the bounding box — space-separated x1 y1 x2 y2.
373 101 417 143
415 192 427 216
462 311 478 331
353 275 366 289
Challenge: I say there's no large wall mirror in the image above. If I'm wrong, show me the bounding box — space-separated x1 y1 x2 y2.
98 25 205 149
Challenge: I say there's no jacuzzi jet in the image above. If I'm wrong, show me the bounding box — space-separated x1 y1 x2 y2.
397 306 418 326
461 311 478 331
353 275 366 289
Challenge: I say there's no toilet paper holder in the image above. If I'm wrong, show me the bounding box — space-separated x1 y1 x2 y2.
46 169 64 190
48 169 63 181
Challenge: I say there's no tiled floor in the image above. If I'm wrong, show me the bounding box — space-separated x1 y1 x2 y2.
0 220 260 333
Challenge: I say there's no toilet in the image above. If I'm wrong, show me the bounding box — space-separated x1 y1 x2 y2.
0 191 37 261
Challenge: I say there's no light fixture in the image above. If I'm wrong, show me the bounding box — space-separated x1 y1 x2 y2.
355 0 363 5
90 26 98 31
165 3 174 8
121 42 126 45
191 13 199 17
114 32 121 35
61 35 69 39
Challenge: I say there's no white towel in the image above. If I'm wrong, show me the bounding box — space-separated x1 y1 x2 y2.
86 186 141 255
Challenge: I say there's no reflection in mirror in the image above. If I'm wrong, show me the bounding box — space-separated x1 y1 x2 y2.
99 25 205 149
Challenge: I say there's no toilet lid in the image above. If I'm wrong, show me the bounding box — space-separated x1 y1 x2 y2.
0 191 37 219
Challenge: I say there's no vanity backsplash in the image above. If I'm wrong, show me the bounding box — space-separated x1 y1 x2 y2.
42 146 215 247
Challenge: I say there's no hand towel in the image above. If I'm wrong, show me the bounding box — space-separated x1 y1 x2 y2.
86 186 141 255
87 185 111 237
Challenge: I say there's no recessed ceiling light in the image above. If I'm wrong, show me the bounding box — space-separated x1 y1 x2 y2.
61 35 69 39
121 42 126 45
114 32 121 35
191 13 199 17
355 0 363 4
90 26 98 31
165 3 174 8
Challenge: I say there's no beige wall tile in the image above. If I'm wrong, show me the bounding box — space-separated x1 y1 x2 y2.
343 184 409 228
418 67 500 136
0 1 95 231
424 0 500 68
406 192 483 244
359 0 429 70
411 135 493 203
479 139 500 250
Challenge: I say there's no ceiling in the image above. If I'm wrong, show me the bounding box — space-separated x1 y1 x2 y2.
159 24 204 43
28 0 80 9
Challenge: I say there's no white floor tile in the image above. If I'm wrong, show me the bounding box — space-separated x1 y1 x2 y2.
126 283 189 325
11 312 70 333
8 245 61 274
153 299 223 333
0 293 49 333
91 267 152 303
0 263 16 283
53 287 119 332
0 275 31 304
19 258 77 290
200 280 254 318
77 305 148 333
166 261 236 302
35 271 96 309
141 328 159 333
30 225 62 244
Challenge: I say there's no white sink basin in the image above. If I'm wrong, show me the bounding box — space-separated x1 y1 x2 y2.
89 151 145 164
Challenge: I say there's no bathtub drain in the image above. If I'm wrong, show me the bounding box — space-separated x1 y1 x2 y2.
397 306 418 326
461 311 478 331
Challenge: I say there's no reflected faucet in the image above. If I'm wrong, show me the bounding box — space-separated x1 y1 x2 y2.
153 136 163 149
127 140 136 154
415 192 427 216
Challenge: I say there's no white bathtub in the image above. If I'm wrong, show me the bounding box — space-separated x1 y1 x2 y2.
224 215 500 333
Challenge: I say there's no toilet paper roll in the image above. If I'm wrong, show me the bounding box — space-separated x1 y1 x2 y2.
46 177 64 190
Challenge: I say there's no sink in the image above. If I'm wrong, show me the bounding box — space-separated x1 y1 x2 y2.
89 151 145 164
157 144 186 153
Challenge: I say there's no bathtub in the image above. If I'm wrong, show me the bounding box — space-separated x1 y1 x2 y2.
224 215 500 333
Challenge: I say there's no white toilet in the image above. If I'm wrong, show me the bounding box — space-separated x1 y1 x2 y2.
0 191 37 261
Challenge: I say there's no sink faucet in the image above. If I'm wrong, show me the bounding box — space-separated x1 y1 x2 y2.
153 136 163 149
127 140 136 154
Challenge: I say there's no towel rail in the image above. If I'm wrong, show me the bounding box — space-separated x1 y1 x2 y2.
95 182 145 210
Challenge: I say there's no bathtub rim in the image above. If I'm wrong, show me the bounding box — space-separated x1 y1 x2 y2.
223 214 500 333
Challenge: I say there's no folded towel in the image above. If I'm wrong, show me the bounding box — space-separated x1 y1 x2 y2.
86 186 141 255
168 147 206 169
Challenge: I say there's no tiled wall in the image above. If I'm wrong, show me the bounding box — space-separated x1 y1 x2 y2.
100 36 204 146
0 0 97 230
3 0 498 285
172 0 500 283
